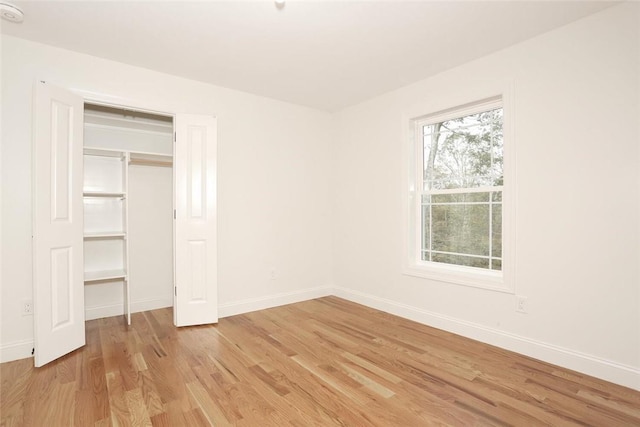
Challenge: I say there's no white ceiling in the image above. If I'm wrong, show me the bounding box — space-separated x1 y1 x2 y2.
1 1 617 111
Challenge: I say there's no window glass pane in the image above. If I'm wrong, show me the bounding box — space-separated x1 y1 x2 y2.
491 109 504 186
432 253 490 269
492 204 502 258
423 108 503 190
431 204 490 256
492 258 502 271
421 250 430 262
421 204 430 253
491 191 502 202
431 192 489 204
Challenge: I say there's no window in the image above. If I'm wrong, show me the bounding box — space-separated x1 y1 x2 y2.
405 95 512 292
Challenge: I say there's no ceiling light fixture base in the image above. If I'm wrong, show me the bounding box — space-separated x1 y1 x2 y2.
0 2 24 23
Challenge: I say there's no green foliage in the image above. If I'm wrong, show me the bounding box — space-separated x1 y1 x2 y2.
423 108 503 189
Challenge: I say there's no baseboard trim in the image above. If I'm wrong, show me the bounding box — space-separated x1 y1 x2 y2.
131 297 173 315
333 286 640 391
0 339 34 363
219 285 333 318
85 297 172 321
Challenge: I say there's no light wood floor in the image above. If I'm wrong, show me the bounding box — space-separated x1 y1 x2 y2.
1 297 639 426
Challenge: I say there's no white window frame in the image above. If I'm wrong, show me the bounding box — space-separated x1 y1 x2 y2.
403 91 515 293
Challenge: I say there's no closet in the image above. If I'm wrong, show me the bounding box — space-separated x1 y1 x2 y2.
82 105 174 325
32 81 218 367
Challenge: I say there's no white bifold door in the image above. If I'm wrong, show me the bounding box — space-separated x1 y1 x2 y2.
33 81 86 367
33 82 218 366
174 115 218 326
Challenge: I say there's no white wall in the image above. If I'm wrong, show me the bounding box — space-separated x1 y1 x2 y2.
0 35 333 361
332 3 640 389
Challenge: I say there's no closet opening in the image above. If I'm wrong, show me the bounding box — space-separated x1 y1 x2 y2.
82 103 174 324
33 80 217 365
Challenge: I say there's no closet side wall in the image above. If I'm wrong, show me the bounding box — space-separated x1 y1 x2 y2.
128 164 173 312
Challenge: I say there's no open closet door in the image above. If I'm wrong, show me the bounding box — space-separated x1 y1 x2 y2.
174 114 218 326
33 81 85 366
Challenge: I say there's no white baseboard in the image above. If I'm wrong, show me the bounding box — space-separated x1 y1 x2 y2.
0 339 34 363
218 285 333 318
85 297 172 321
333 286 640 391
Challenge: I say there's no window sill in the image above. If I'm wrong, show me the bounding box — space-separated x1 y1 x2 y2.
403 262 513 294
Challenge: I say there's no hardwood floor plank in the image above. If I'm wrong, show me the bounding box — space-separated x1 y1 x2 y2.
338 362 395 398
74 355 112 427
186 381 230 426
577 388 640 419
149 411 170 427
0 358 31 424
291 354 368 406
137 369 164 418
248 364 290 396
20 359 59 426
2 296 639 426
163 399 196 426
125 388 153 427
141 347 185 406
341 351 403 384
191 365 244 423
105 371 132 427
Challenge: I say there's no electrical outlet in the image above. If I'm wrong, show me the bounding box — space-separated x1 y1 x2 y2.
22 299 33 316
516 296 527 314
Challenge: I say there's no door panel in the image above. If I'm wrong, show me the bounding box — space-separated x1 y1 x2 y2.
174 114 218 326
50 247 72 328
33 81 85 366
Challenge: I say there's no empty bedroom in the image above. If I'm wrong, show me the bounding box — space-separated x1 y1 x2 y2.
1 0 639 425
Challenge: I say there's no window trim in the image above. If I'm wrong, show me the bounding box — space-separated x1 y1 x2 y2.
402 89 515 294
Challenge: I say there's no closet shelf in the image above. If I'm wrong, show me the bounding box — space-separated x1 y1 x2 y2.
84 145 173 159
84 120 172 138
83 191 126 198
84 231 126 239
84 269 127 283
84 147 125 158
129 152 172 168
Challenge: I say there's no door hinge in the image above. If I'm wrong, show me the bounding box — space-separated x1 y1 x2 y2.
174 132 176 142
174 209 176 219
174 286 177 296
